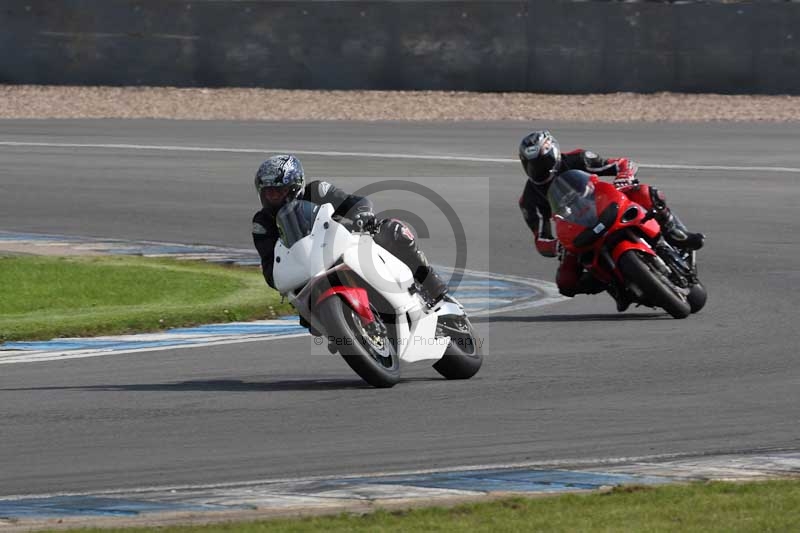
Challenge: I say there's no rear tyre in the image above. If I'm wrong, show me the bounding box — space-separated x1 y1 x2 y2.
318 296 400 388
432 315 483 380
687 282 707 314
618 250 691 319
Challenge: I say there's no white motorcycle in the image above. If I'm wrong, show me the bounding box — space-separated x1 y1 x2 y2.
272 200 483 388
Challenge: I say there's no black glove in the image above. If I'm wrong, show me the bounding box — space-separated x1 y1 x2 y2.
352 209 376 232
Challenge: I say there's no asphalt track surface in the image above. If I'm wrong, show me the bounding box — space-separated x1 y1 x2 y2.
0 120 798 496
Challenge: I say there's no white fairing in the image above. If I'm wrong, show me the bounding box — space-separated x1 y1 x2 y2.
339 240 444 362
341 237 413 310
272 204 353 294
271 203 463 363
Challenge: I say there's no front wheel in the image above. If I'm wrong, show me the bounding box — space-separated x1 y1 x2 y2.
618 250 691 319
318 296 400 388
432 314 483 380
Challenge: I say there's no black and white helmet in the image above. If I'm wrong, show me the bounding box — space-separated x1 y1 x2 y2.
254 154 305 209
519 130 561 186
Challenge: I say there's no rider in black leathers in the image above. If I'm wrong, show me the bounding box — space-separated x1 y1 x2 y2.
252 154 448 305
518 130 705 311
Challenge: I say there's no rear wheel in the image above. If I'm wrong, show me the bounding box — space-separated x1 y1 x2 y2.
318 296 400 388
432 314 483 380
688 282 707 314
618 250 691 319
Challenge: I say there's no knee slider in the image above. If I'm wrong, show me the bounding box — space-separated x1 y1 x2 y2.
558 286 577 297
386 219 416 247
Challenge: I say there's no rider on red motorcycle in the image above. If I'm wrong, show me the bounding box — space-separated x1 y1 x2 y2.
517 130 705 311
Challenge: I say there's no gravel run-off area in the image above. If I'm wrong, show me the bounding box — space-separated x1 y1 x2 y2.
2 85 800 122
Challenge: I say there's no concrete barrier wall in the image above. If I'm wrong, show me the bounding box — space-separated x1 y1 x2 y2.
2 1 799 94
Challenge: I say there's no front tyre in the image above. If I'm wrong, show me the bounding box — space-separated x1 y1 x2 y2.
618 250 691 319
432 315 483 380
688 282 707 314
318 296 400 388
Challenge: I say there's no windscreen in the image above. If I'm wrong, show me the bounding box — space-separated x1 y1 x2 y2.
276 200 320 248
547 170 599 227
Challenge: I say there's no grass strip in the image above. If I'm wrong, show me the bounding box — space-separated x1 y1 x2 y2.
49 480 800 532
0 255 293 342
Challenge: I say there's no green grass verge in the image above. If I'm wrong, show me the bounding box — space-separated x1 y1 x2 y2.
0 255 293 342
53 480 800 533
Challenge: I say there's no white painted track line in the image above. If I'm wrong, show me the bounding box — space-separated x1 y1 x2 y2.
1 141 798 173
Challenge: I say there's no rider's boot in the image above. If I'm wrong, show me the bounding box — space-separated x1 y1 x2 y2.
299 314 321 337
645 186 704 250
575 272 606 295
407 247 448 306
656 209 705 251
416 264 449 306
576 273 628 312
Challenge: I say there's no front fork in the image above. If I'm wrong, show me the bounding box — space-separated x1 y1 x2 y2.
655 238 698 287
641 207 700 284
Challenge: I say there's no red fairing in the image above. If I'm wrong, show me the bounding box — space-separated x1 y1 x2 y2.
552 174 660 283
594 180 622 216
610 237 655 265
623 183 654 210
316 286 375 324
594 181 660 260
552 179 625 251
552 217 584 248
639 217 661 240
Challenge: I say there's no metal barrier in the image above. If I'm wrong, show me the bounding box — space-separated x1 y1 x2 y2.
1 1 798 93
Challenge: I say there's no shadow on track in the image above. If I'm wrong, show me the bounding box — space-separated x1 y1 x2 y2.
473 312 666 324
1 377 443 393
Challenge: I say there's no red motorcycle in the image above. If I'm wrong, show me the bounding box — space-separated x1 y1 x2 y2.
548 170 706 319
